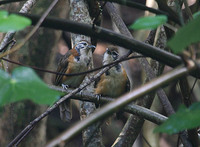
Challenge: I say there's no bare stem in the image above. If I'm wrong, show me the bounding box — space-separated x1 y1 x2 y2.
46 64 196 147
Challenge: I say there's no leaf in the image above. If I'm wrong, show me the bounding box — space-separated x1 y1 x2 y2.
167 16 200 54
154 103 200 134
193 11 200 19
0 10 31 32
0 67 61 106
129 15 167 30
0 11 7 17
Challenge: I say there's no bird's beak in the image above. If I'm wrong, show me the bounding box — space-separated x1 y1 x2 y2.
113 54 119 60
106 48 111 55
88 45 96 52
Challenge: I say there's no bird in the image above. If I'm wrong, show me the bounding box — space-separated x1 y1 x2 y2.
54 40 95 122
94 47 130 123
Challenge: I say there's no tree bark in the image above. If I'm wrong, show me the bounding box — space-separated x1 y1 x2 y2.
0 1 68 146
69 0 104 146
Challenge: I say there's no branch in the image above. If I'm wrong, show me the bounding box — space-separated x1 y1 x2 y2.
49 85 167 125
98 0 180 24
105 3 176 146
46 63 197 147
105 2 156 146
0 0 26 5
0 0 38 52
8 57 118 146
2 54 145 77
8 44 134 146
69 0 104 146
8 55 196 146
179 78 199 146
0 0 59 58
15 13 183 68
155 0 181 25
47 84 167 147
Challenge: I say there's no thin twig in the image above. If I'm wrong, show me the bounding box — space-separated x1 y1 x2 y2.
8 45 132 146
142 134 152 147
15 125 34 146
49 85 167 125
179 78 199 146
0 0 38 52
189 78 198 99
106 3 172 146
15 13 184 68
7 63 113 146
0 0 59 58
1 55 146 76
183 0 193 20
155 0 181 25
98 0 180 24
70 0 103 146
105 3 192 146
106 3 156 146
46 64 197 147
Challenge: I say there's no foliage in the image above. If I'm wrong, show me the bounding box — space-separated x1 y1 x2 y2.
129 15 167 30
0 10 31 32
167 16 200 54
0 1 200 146
0 67 61 106
193 11 200 19
154 102 200 134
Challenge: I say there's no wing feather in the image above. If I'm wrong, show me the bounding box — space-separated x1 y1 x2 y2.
53 51 72 85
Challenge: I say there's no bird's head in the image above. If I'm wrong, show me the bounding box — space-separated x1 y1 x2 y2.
103 47 119 65
74 40 96 56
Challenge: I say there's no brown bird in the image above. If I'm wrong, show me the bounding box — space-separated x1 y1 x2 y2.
95 47 130 123
54 40 95 122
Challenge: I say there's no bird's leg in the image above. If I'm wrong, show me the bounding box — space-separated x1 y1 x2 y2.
95 94 101 108
61 84 69 90
79 90 83 97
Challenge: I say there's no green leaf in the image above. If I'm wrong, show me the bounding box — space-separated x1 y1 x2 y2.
0 10 31 32
193 11 200 19
0 11 7 17
0 67 61 106
154 102 200 134
167 17 200 54
129 15 167 30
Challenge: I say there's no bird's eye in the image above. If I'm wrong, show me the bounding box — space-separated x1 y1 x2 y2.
112 51 118 56
83 42 88 46
76 44 84 49
112 51 119 60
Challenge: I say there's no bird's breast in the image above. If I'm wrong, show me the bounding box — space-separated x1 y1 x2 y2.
95 71 127 97
62 56 89 88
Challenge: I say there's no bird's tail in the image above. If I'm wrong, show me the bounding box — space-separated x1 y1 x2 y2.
59 100 72 122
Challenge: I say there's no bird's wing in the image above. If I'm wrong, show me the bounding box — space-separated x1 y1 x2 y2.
126 77 130 93
53 51 72 86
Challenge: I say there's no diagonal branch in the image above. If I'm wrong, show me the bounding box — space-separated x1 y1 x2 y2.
7 45 123 146
13 13 183 68
46 63 197 147
49 85 167 125
105 3 174 146
98 0 180 24
69 0 103 146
